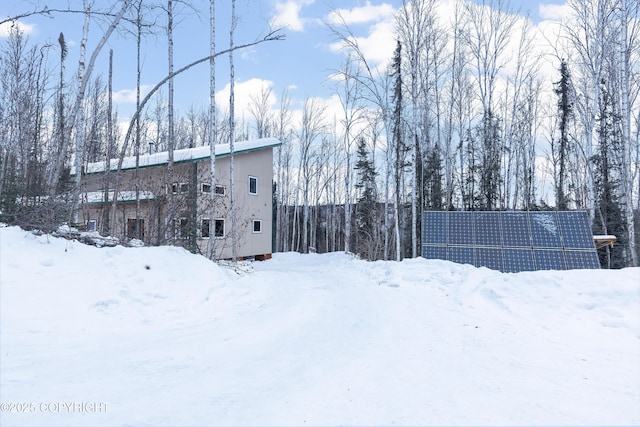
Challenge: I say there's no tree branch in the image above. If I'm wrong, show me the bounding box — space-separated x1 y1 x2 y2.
2 6 140 27
117 30 284 169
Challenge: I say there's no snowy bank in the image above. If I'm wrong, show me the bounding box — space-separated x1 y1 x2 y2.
1 226 639 426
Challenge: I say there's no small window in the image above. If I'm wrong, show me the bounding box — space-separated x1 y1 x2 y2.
171 182 179 194
201 218 211 238
180 183 190 194
127 218 145 239
214 219 225 238
252 219 262 234
86 219 97 232
201 183 212 193
215 185 226 196
249 176 258 195
176 218 189 239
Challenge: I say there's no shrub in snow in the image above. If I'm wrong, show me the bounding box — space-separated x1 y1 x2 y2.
128 239 145 248
52 224 80 239
79 231 119 248
49 224 119 248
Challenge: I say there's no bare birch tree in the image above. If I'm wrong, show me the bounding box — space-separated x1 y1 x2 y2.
613 0 640 266
298 97 325 253
326 12 395 259
463 0 518 210
335 55 365 254
273 89 293 252
564 0 617 217
248 86 274 139
397 0 437 257
54 1 132 220
208 0 217 259
229 0 238 260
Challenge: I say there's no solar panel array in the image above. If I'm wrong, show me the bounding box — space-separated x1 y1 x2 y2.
422 210 600 272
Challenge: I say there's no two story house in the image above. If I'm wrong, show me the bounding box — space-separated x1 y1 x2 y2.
76 137 281 260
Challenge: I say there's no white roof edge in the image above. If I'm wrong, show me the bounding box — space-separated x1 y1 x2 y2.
73 137 281 175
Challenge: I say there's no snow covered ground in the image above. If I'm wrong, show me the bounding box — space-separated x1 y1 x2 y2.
1 225 639 427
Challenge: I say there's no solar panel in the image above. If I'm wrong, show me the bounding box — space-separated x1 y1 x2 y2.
448 246 474 265
475 247 504 271
422 245 447 260
558 211 595 249
503 248 535 272
421 210 599 272
475 212 502 247
422 211 447 244
448 211 474 245
533 249 566 270
501 211 531 247
530 212 562 248
565 250 601 269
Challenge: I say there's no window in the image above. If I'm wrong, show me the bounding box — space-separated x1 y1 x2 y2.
249 176 258 195
171 182 179 194
214 219 225 238
215 185 226 196
252 219 262 234
201 183 212 193
86 219 97 232
177 218 189 239
127 218 145 240
180 183 190 194
201 218 211 238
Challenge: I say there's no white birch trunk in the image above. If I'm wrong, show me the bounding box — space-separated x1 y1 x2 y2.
102 48 113 235
71 1 90 224
134 1 142 240
619 1 638 266
229 0 238 261
344 148 351 254
208 0 217 260
167 0 175 243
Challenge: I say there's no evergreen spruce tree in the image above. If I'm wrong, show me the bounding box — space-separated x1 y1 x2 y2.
553 59 574 210
592 79 627 268
424 143 443 210
463 129 480 210
0 155 19 224
354 137 378 260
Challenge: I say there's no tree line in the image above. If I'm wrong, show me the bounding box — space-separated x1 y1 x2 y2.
1 0 638 267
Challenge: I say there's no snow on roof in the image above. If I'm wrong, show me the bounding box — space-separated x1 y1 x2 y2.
592 235 617 240
75 137 281 175
83 190 156 204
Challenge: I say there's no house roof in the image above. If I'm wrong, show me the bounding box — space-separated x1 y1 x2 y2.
83 190 156 205
75 137 281 175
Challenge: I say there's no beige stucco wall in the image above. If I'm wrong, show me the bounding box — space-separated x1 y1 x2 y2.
78 147 274 259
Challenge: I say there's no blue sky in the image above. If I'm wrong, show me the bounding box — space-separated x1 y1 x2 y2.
1 0 569 127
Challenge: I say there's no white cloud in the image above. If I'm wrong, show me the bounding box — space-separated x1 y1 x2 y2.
270 0 315 32
327 1 395 26
215 78 276 119
112 85 153 104
329 18 397 73
240 46 257 62
539 3 572 22
0 20 35 38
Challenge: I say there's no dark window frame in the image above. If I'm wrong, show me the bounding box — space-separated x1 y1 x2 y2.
248 176 258 195
214 219 225 238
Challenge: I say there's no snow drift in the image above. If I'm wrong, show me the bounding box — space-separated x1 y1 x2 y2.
1 225 639 426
